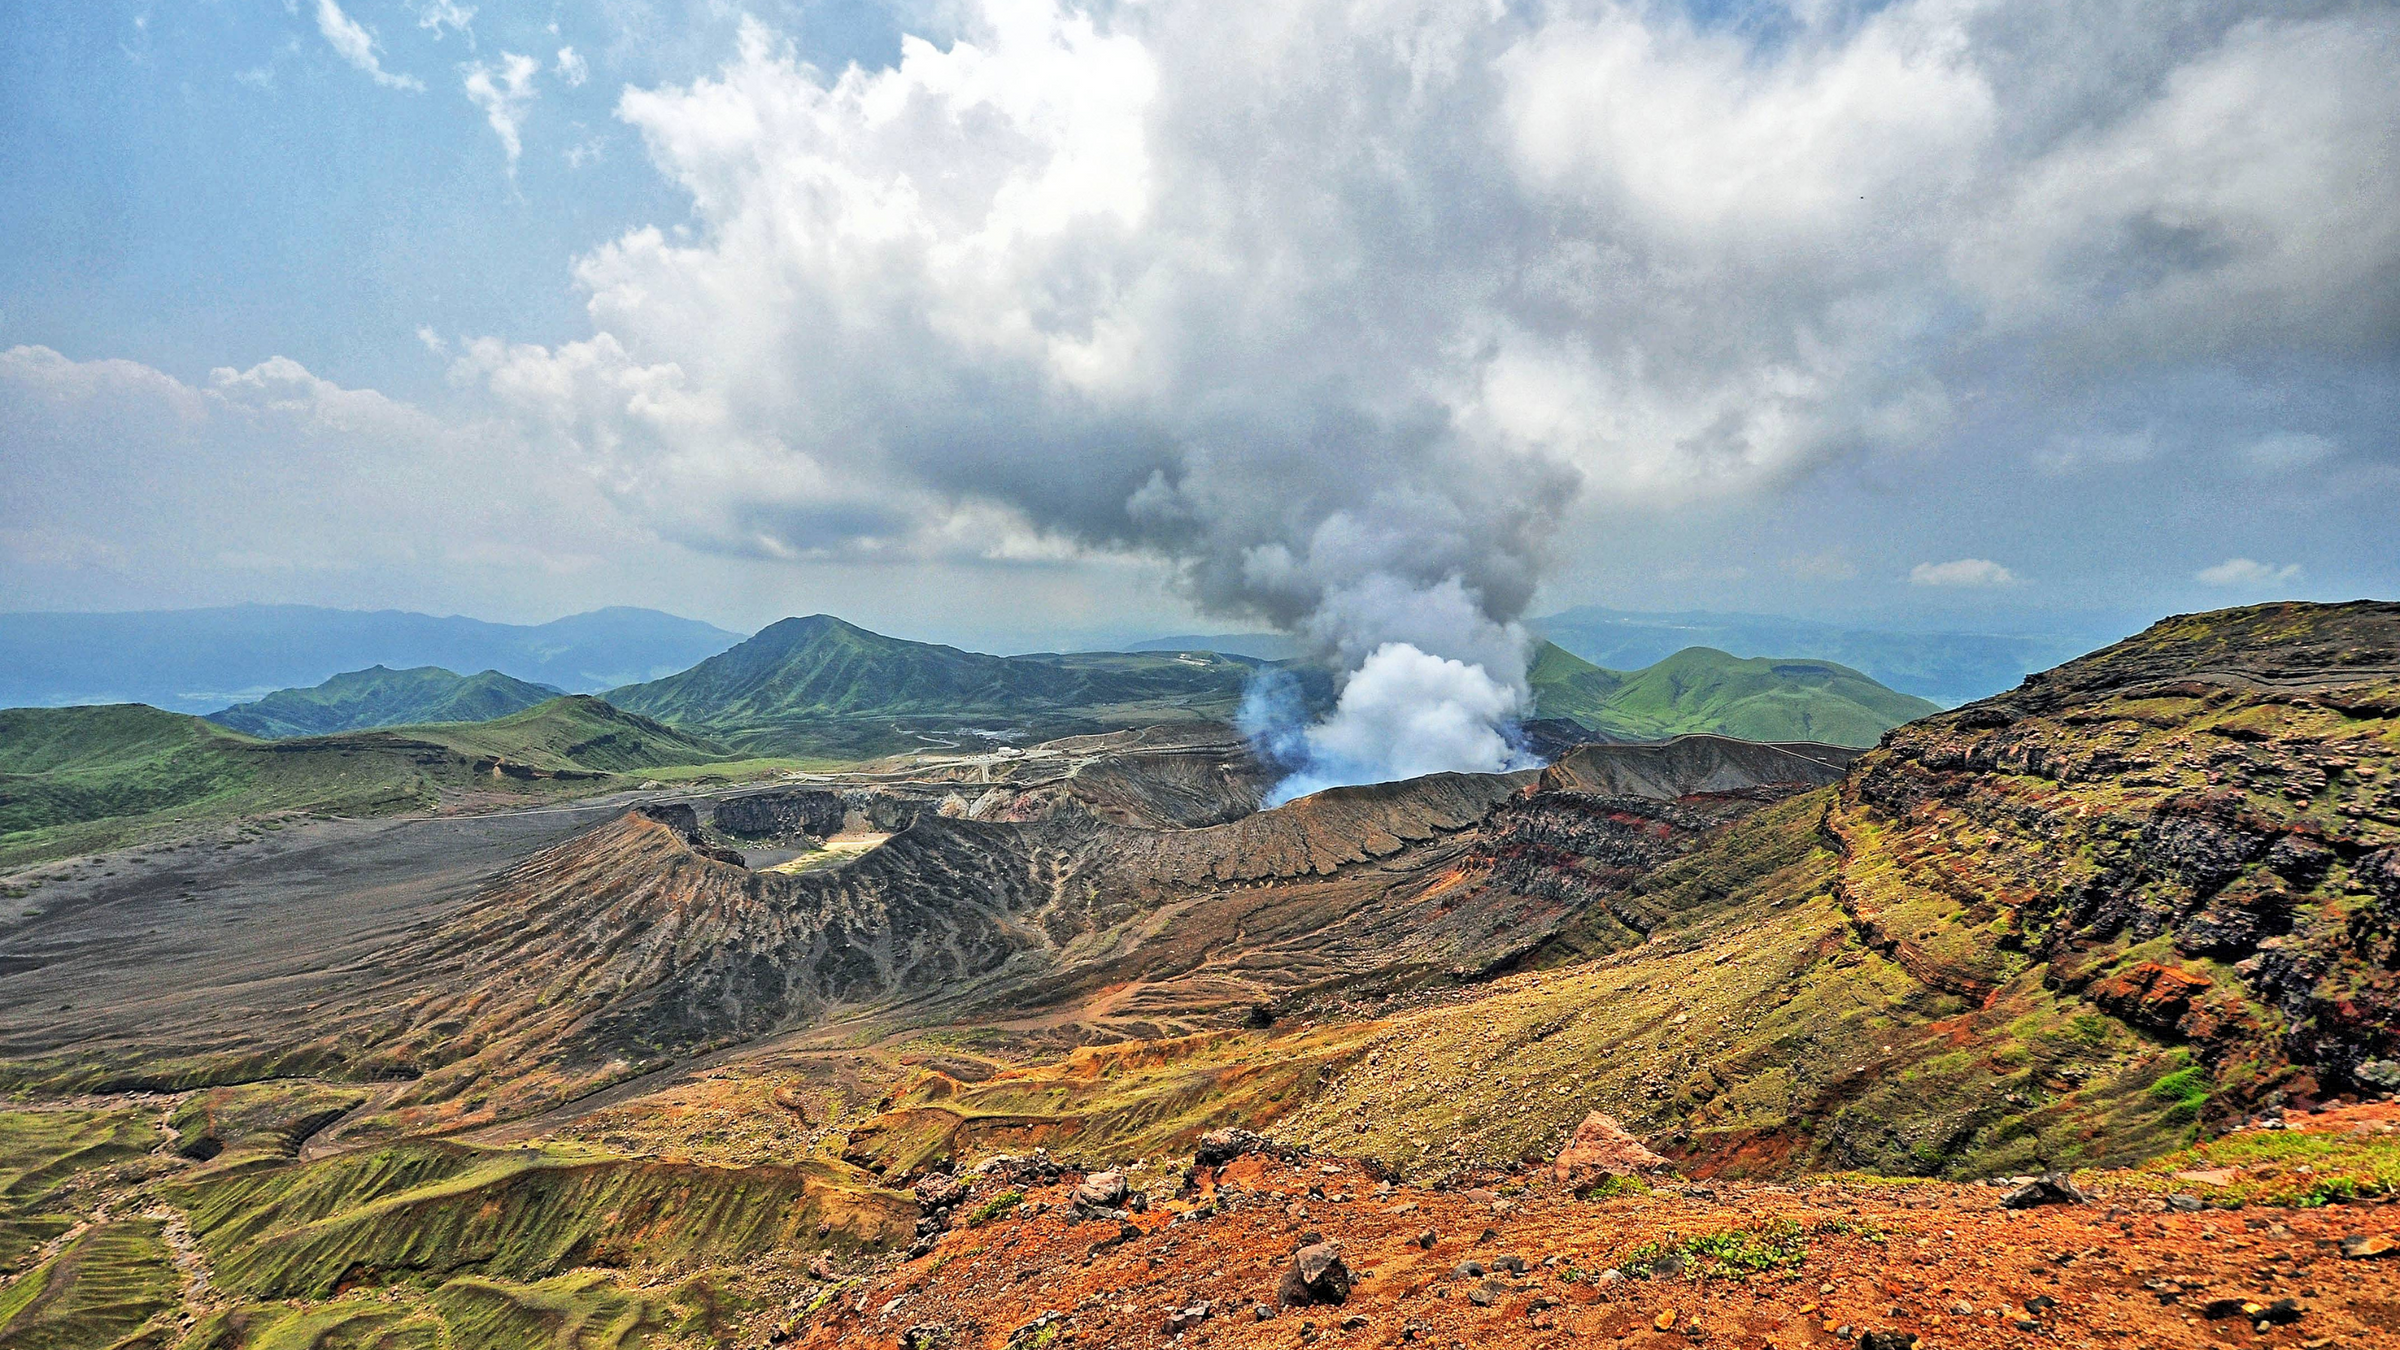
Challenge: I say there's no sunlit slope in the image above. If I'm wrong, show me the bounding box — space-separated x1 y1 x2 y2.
836 602 2399 1183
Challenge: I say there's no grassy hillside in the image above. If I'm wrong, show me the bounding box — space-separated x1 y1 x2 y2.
207 664 561 738
0 697 726 868
609 614 1259 756
1530 641 1938 747
1532 603 2102 706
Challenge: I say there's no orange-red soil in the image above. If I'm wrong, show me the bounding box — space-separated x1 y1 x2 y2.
796 1147 2400 1350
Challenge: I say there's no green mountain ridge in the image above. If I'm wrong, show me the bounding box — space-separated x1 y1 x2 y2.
0 697 726 867
207 665 563 739
606 614 1266 756
1 618 1940 866
1527 640 1940 748
1530 604 2109 707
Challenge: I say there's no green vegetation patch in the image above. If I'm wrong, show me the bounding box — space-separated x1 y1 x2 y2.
429 1269 669 1349
967 1189 1026 1226
1529 642 1938 748
171 1140 912 1300
207 666 561 740
2113 1126 2400 1208
2146 1061 2211 1124
0 1218 180 1349
0 697 731 867
179 1301 444 1350
605 614 1261 757
1618 1216 1877 1281
0 1106 164 1267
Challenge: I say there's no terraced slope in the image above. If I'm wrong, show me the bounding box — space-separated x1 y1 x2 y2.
207 664 561 738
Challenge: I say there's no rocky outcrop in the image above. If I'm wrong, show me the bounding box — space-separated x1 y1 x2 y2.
712 788 847 840
2000 1173 2091 1208
1835 601 2400 1105
1539 735 1856 798
1469 789 1782 927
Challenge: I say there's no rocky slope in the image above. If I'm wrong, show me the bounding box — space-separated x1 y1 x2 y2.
1834 601 2400 1105
824 603 2400 1185
4 602 2398 1350
0 722 1851 1144
790 1120 2400 1350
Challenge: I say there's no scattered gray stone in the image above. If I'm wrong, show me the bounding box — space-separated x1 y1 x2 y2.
2000 1173 2091 1208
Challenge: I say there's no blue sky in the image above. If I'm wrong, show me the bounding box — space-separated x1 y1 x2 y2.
1 3 899 403
1 1 2394 658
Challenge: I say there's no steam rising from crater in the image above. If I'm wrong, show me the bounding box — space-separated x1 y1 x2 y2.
1243 642 1541 808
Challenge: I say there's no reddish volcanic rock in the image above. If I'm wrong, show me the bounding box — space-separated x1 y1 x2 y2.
2086 960 2214 1034
1552 1110 1670 1187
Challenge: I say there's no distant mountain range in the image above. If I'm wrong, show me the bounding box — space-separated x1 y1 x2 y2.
0 601 2097 717
206 666 563 739
0 605 744 713
1527 606 2103 707
1132 609 2101 708
1126 632 1299 661
607 614 1273 758
114 613 1949 757
0 611 1971 867
1527 642 1940 746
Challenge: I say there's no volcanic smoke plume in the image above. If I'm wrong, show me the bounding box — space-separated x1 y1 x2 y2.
1227 566 1553 805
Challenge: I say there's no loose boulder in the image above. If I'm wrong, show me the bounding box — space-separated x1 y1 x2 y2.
1074 1171 1130 1210
1552 1111 1671 1188
1278 1242 1352 1307
2000 1173 2091 1209
1197 1128 1270 1166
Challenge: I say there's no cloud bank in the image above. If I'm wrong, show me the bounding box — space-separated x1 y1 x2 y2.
438 0 2394 791
12 0 2395 790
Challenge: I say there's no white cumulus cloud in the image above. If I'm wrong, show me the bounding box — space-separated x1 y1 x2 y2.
554 46 587 87
463 52 541 171
0 345 623 610
315 0 423 91
2197 558 2302 587
1911 558 2019 588
415 1 475 42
